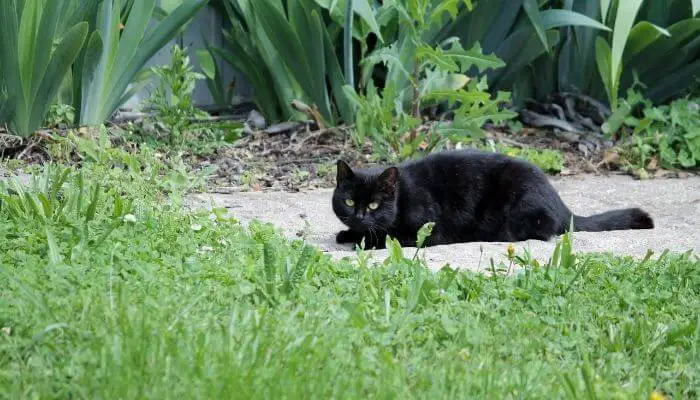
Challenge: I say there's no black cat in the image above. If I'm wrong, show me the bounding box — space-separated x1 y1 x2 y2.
332 149 653 249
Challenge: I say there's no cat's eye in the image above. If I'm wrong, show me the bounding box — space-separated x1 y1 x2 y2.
368 202 380 210
345 199 355 207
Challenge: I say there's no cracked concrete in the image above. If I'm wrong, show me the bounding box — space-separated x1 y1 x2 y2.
189 174 700 272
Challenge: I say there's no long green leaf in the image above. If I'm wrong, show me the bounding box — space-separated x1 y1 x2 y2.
610 0 644 91
0 0 89 136
595 37 615 108
104 0 207 122
0 97 16 125
323 23 354 122
249 0 317 106
30 22 89 130
492 30 561 89
315 0 382 41
600 0 612 23
79 0 207 125
214 38 281 119
0 1 22 106
29 0 61 108
625 22 672 58
622 19 700 91
647 58 700 102
344 0 355 87
540 9 611 32
18 0 41 106
80 0 121 125
523 0 549 52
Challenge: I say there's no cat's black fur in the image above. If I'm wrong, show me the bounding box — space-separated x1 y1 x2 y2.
332 149 654 249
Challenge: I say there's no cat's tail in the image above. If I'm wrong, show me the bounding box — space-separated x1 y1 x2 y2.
572 208 654 232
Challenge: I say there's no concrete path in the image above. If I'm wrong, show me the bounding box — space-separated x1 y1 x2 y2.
189 175 700 272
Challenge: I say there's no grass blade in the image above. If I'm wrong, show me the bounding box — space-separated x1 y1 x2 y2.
45 227 63 265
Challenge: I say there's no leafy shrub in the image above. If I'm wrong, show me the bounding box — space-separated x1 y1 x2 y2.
432 0 700 107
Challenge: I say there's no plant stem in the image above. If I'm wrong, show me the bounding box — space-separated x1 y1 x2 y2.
344 0 355 87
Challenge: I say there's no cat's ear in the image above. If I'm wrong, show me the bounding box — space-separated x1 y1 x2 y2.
377 167 399 194
336 160 354 183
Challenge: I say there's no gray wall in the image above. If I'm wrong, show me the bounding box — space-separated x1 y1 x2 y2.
123 4 251 109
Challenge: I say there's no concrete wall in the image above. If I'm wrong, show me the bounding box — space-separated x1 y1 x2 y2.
123 3 251 109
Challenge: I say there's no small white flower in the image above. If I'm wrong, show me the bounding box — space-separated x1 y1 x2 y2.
123 214 137 223
209 213 217 221
191 223 203 231
200 245 214 252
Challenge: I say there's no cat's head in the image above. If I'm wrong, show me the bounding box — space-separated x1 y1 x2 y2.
332 160 399 232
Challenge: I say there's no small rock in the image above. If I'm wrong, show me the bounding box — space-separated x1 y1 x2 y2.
264 122 302 136
242 125 255 136
246 110 267 130
577 143 589 156
558 132 581 142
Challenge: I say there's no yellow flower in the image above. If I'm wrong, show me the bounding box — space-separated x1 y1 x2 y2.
649 390 669 400
507 243 515 259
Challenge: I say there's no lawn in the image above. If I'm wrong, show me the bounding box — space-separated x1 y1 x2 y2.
1 148 698 399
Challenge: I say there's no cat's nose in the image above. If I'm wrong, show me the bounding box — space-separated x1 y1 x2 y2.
355 210 366 219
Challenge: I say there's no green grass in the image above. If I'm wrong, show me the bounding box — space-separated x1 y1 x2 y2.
0 147 698 399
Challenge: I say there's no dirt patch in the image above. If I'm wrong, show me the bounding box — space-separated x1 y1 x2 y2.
196 124 663 192
199 127 373 192
3 122 695 193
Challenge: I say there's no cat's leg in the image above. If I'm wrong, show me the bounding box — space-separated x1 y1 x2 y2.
336 230 387 249
363 231 388 249
336 230 364 244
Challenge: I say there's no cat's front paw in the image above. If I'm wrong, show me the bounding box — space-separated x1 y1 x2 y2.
336 230 363 244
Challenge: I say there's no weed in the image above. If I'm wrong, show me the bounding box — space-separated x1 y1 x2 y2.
149 45 206 125
145 45 242 154
485 141 565 173
620 97 700 171
346 0 515 161
1 158 24 172
44 104 76 129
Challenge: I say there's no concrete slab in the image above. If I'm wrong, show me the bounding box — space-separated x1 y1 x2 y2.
189 175 700 272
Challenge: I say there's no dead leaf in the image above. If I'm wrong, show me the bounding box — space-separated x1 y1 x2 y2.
631 168 650 180
291 100 326 130
597 149 620 168
646 156 658 171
